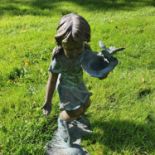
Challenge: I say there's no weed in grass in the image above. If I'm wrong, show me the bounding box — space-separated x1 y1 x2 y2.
146 111 155 124
138 88 151 99
8 67 25 80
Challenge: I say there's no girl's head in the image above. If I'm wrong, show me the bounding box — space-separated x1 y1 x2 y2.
55 13 91 58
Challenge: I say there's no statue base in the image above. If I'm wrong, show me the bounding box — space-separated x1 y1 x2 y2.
45 122 91 155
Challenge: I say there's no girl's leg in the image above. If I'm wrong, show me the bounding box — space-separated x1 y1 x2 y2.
59 99 91 121
57 118 71 147
58 100 91 146
58 107 84 147
59 106 84 121
75 99 91 129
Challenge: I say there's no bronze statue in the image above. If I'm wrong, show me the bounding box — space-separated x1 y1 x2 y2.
42 13 124 155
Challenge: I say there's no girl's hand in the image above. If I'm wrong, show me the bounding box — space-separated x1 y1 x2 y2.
42 102 52 116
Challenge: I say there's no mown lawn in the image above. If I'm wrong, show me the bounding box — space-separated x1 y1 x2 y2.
0 0 155 154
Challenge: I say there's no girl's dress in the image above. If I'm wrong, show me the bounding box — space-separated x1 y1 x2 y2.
48 45 118 111
48 47 92 111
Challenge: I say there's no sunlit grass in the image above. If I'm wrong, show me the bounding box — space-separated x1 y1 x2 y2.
0 0 155 154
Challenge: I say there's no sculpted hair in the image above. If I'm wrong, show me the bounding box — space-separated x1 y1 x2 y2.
55 13 91 45
52 13 91 58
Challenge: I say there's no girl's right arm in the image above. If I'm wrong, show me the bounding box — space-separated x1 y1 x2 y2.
42 72 58 115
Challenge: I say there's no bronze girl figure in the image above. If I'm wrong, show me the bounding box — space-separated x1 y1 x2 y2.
42 13 120 154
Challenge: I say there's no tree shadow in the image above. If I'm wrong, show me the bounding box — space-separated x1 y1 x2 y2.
32 0 155 10
0 0 154 16
87 119 155 154
0 0 50 16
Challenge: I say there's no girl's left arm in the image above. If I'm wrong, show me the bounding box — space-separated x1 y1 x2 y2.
45 72 58 103
42 72 58 115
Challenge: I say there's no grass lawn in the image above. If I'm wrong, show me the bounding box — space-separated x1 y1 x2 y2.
0 0 155 154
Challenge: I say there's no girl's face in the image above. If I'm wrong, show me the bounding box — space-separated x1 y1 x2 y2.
62 40 84 59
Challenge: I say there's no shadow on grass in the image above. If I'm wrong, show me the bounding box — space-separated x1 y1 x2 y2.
32 0 155 10
0 0 154 16
88 120 155 154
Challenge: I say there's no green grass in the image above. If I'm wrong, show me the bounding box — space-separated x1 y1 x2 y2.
0 0 155 154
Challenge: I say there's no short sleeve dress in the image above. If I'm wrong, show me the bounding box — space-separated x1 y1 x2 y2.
48 47 92 111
